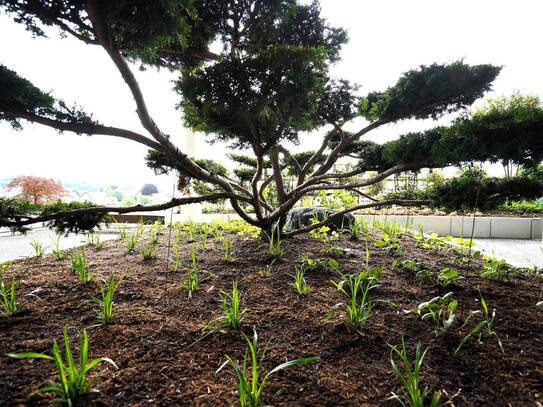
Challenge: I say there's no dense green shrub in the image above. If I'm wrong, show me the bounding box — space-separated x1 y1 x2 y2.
429 174 543 211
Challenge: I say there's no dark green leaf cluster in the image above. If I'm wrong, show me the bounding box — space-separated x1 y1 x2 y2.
145 150 227 178
178 44 329 150
428 173 543 211
0 198 105 234
0 64 92 129
0 0 218 69
355 95 543 171
41 201 109 234
212 0 347 62
359 61 502 122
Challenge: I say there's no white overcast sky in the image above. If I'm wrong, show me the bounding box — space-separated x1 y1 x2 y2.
1 0 542 190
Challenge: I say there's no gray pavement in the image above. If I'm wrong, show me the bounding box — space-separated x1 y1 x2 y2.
0 227 119 263
473 238 543 268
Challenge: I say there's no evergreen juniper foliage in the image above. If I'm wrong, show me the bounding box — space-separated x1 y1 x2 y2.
0 1 542 236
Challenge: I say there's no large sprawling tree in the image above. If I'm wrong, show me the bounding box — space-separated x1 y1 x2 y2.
1 0 542 235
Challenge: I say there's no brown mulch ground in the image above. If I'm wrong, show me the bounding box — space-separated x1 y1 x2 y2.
0 230 542 406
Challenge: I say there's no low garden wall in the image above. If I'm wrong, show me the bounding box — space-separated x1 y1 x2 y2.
359 215 542 239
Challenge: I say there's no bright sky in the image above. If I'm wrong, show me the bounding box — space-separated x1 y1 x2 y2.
1 0 542 190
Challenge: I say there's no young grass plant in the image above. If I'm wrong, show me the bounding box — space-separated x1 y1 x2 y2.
117 223 129 240
264 227 283 259
30 239 44 257
455 287 503 354
181 248 200 298
91 275 123 325
7 327 117 406
140 242 157 261
52 235 65 261
259 259 276 278
329 271 377 334
291 266 309 296
387 337 441 407
205 281 245 332
171 229 182 271
0 276 18 317
86 232 104 250
216 329 319 407
124 232 138 253
70 250 92 284
224 237 235 263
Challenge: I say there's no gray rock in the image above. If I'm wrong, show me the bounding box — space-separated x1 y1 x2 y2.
285 207 355 232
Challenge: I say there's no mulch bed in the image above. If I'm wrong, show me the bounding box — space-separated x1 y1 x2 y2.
1 230 542 406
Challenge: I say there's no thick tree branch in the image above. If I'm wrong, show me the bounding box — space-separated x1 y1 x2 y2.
1 193 252 229
2 110 164 151
269 146 287 204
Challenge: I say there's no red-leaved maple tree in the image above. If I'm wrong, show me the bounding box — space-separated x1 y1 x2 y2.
6 176 66 205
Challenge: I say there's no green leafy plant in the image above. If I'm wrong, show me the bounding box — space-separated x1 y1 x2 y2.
70 250 92 284
216 329 319 407
387 337 441 407
348 217 370 240
328 271 377 334
51 235 65 260
297 253 339 272
437 267 462 286
291 266 309 296
91 275 123 325
480 257 510 282
205 281 245 332
0 276 18 317
406 292 459 332
7 327 117 406
30 239 44 257
140 242 157 261
455 287 503 354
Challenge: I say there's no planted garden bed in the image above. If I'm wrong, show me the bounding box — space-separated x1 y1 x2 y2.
1 221 542 406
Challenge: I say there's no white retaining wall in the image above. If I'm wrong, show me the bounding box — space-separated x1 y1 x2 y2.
358 215 542 240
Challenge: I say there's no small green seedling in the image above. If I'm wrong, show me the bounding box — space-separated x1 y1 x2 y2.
52 235 65 260
387 337 441 407
140 242 156 261
124 232 138 253
328 271 377 334
438 267 462 286
30 240 44 257
70 250 92 284
205 280 245 332
406 292 459 331
216 329 319 407
7 327 117 406
224 238 235 263
91 275 123 325
86 232 103 250
291 266 309 296
0 276 18 317
455 287 503 354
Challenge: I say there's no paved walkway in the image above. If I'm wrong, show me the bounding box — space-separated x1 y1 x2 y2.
473 238 543 268
0 227 119 263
